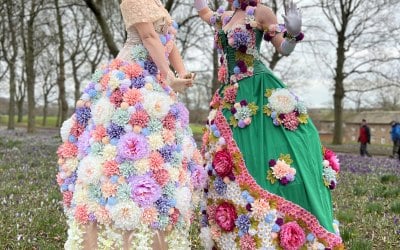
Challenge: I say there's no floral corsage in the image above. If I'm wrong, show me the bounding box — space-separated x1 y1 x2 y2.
263 88 308 131
267 154 296 185
229 100 258 128
322 147 340 189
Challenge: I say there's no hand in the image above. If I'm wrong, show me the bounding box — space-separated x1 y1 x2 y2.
282 1 302 36
170 77 193 94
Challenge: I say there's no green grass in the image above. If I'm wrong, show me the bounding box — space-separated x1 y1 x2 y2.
190 123 204 136
0 115 58 128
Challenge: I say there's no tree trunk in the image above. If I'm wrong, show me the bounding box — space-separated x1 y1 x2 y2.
71 55 81 105
42 95 48 126
6 0 18 130
332 34 346 144
17 97 24 123
55 0 68 125
26 16 36 133
84 0 119 57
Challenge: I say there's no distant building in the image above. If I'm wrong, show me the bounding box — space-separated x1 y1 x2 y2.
309 110 400 144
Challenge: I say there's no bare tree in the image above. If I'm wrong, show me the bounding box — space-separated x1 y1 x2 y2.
54 0 68 125
83 0 120 57
1 0 19 130
313 0 400 144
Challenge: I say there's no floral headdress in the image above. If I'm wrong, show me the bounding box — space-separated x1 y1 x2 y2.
228 0 260 10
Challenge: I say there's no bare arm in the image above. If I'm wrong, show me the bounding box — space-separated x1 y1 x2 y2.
168 43 187 78
134 22 171 78
255 5 286 54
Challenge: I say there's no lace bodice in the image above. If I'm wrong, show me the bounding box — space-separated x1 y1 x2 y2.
118 0 173 62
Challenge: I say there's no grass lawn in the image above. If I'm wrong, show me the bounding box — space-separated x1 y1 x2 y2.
0 128 399 249
0 115 58 128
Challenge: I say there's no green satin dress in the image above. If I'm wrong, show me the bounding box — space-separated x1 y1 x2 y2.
218 28 335 232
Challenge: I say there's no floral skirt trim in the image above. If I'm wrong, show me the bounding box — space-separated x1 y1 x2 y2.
200 102 343 249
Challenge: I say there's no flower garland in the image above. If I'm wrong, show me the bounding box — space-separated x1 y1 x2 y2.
263 88 309 131
322 147 340 190
267 154 297 185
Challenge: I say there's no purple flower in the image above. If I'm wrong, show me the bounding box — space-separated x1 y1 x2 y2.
276 217 284 226
191 164 207 189
233 31 250 49
88 213 96 222
238 45 248 53
269 159 277 167
279 177 289 185
235 214 251 232
77 130 91 157
107 123 125 139
214 177 227 195
176 102 189 126
75 107 91 126
155 195 174 215
117 132 149 161
246 203 252 211
240 2 248 10
158 145 175 162
231 107 237 114
128 174 162 207
144 61 158 75
240 99 248 106
263 33 273 42
131 75 145 89
249 0 257 7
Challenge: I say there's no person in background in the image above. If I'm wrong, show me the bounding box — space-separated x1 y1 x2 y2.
389 120 400 160
358 119 371 157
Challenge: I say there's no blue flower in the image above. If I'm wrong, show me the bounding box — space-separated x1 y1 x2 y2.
271 223 280 232
131 75 145 89
214 177 227 195
306 233 315 242
144 61 158 76
76 107 92 126
107 123 125 139
235 214 251 233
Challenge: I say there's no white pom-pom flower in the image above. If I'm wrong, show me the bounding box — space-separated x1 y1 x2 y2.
91 97 115 125
142 92 172 119
268 88 297 114
60 116 74 142
175 186 192 215
108 201 141 230
76 156 103 185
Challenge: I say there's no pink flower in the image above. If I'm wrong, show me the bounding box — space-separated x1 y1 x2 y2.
57 142 78 159
123 88 143 105
215 202 237 231
109 59 123 70
91 125 107 141
271 159 296 180
223 85 237 104
103 160 119 177
212 149 234 178
324 149 340 173
240 234 256 250
218 65 227 83
101 181 118 198
162 113 176 130
141 207 158 225
282 112 299 131
70 122 85 137
162 129 175 144
74 205 89 224
152 169 170 186
210 93 221 109
122 63 143 79
100 74 110 89
63 191 73 208
110 89 123 107
149 151 164 170
130 110 149 128
279 221 306 250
